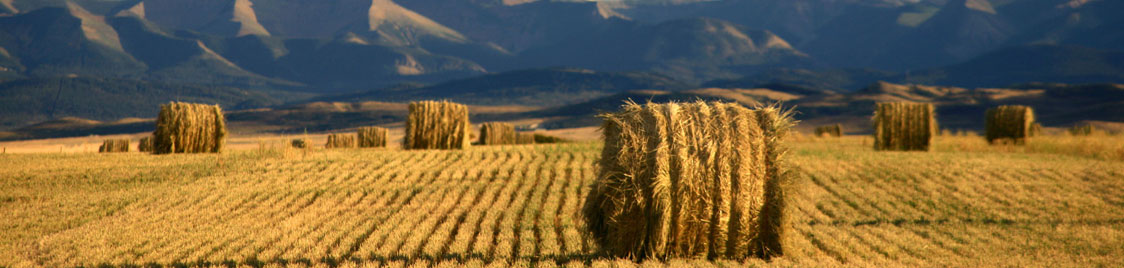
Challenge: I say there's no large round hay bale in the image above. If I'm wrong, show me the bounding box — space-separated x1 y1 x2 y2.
872 102 936 151
98 139 130 153
985 105 1035 145
404 101 471 150
583 101 793 261
137 136 154 152
814 124 843 137
479 122 516 145
325 134 356 148
357 126 389 148
152 102 226 154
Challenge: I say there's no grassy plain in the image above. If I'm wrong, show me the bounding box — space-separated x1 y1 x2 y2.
1 134 1123 267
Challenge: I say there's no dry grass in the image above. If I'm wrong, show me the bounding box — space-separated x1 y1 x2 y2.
479 122 516 145
152 102 227 154
814 124 843 137
404 101 471 150
584 101 793 260
357 126 389 148
1069 123 1097 136
325 134 356 149
873 102 935 151
97 139 129 153
985 105 1035 145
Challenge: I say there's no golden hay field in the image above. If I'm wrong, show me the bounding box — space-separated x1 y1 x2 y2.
1 134 1123 267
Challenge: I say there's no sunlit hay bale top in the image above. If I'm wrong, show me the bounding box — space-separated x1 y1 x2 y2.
1069 123 1096 136
152 102 226 154
479 122 516 145
873 102 936 151
814 124 843 137
404 101 471 150
98 139 130 153
357 126 389 148
137 136 153 152
291 139 308 149
515 132 536 144
985 105 1035 145
583 101 794 261
325 134 356 149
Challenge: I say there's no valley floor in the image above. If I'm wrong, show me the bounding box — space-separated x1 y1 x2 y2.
1 136 1122 267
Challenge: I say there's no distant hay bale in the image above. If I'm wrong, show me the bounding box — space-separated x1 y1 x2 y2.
985 105 1035 145
137 136 154 152
479 122 516 145
515 132 536 144
291 139 308 149
583 101 794 261
357 126 389 148
1069 123 1096 136
814 124 843 137
533 133 567 144
872 102 936 151
152 102 227 154
98 139 130 153
325 134 356 148
404 101 471 150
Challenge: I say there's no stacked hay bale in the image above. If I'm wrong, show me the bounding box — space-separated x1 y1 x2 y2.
404 101 471 150
872 102 936 151
814 124 843 137
152 102 226 154
98 139 130 153
985 105 1036 145
137 136 154 152
357 126 389 148
479 122 516 145
515 132 536 144
325 134 356 148
291 139 308 149
583 101 793 261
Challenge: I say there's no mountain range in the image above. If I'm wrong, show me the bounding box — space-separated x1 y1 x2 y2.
0 0 1122 132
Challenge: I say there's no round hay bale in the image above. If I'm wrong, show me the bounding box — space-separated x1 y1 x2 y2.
291 139 308 149
404 101 471 150
814 124 843 137
872 102 936 151
98 139 130 153
325 134 356 149
357 126 389 148
137 136 154 152
479 122 516 145
583 101 793 261
152 102 226 154
985 105 1035 145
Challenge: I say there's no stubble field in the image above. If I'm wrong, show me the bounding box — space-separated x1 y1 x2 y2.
1 135 1123 267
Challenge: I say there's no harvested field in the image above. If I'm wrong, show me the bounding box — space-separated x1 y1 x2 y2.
0 136 1123 267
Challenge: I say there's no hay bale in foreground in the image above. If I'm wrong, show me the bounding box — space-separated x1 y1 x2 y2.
479 122 516 145
325 134 356 148
291 139 308 149
985 105 1035 145
98 139 130 153
404 101 471 150
515 132 536 144
873 102 936 151
814 124 843 137
152 102 226 154
357 126 389 148
583 101 794 261
137 136 154 152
